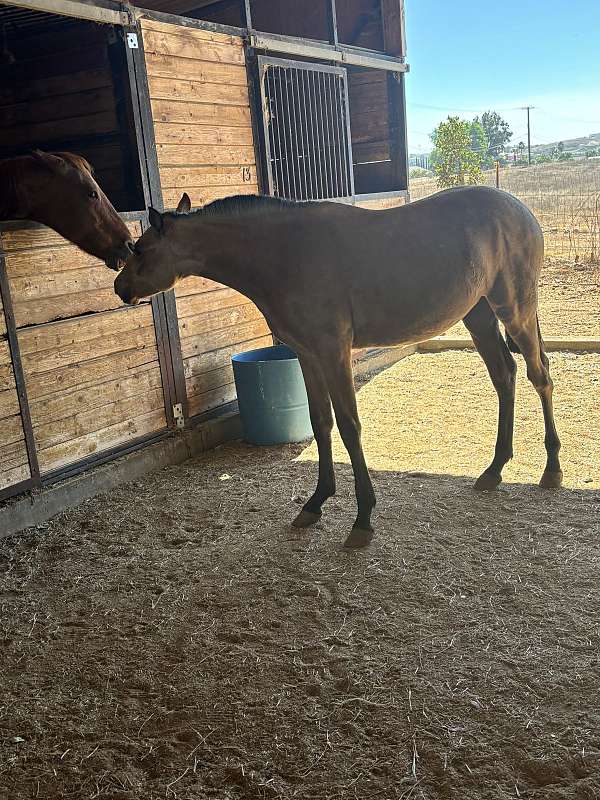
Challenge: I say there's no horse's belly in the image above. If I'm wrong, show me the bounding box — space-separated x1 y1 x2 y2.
351 288 479 349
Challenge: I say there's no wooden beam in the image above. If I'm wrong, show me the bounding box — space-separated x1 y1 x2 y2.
0 0 131 25
249 31 408 72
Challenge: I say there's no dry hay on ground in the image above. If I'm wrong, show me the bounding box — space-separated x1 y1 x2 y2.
0 351 599 799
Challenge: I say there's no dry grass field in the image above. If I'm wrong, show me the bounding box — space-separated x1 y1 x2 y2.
410 160 600 262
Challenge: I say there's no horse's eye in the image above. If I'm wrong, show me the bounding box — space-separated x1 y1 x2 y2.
88 190 99 200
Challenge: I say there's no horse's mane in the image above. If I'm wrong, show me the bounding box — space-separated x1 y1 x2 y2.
169 194 304 221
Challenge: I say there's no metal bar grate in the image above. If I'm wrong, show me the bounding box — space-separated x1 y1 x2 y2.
259 57 354 201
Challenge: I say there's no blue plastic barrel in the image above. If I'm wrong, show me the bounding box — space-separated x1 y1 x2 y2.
231 344 313 445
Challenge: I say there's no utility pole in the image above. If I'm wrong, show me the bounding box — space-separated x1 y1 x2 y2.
520 106 535 164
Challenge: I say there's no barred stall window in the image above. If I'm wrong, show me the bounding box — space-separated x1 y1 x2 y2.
258 58 355 201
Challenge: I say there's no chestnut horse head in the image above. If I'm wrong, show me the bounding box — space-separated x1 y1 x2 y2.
3 151 134 270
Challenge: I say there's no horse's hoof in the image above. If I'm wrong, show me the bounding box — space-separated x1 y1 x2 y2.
539 470 563 489
343 527 374 549
474 470 502 491
291 509 322 529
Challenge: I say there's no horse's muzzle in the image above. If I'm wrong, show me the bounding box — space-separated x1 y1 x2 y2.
105 240 135 271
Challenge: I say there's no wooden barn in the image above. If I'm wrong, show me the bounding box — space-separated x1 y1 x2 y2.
0 0 409 507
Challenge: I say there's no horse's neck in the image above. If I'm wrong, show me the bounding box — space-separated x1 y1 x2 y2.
180 215 273 304
0 158 28 220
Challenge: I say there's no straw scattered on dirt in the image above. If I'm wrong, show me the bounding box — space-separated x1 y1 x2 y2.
1 349 599 799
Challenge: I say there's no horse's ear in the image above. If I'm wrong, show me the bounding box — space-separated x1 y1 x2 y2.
31 150 68 173
148 207 164 234
176 193 191 214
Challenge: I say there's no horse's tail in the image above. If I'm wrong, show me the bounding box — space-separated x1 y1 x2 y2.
505 314 544 355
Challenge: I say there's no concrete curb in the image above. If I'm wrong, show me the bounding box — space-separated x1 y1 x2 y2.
418 337 600 353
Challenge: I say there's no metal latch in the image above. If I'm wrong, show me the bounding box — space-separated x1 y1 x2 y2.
127 33 139 49
173 403 185 429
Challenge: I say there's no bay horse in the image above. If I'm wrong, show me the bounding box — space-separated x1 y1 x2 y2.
114 187 562 548
0 151 134 270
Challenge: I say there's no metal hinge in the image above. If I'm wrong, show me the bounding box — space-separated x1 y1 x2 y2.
127 33 139 49
172 403 185 429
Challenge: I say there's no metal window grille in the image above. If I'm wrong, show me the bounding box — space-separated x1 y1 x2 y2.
258 57 355 201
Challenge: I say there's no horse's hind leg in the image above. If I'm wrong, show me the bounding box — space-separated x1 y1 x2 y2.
463 298 517 490
501 313 563 488
292 354 336 528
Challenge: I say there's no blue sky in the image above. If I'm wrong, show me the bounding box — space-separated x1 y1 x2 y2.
404 0 600 153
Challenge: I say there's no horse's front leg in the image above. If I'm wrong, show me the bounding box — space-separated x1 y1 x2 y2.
321 345 375 549
292 354 336 529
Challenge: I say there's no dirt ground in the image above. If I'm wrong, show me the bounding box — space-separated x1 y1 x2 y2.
1 345 599 800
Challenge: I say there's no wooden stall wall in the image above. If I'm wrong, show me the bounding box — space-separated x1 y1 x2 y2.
142 17 271 419
0 294 30 492
0 223 168 476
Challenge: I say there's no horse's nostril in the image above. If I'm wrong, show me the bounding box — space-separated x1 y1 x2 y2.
125 240 135 254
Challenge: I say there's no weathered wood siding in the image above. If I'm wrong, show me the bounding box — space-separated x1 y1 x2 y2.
142 18 271 419
0 296 30 491
1 223 167 475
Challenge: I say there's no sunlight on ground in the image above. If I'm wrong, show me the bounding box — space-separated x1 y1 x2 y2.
296 351 599 489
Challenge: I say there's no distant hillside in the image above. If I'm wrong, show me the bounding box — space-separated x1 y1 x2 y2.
528 132 600 157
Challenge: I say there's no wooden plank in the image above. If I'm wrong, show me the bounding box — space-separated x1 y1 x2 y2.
141 17 243 47
0 463 30 492
142 29 245 66
145 52 248 85
1 87 115 128
13 291 124 329
2 414 28 448
353 140 391 164
186 364 233 397
162 184 258 209
33 388 165 452
0 340 12 366
174 276 224 297
157 144 256 167
18 305 154 357
9 265 119 304
176 287 250 319
0 437 30 471
179 303 261 341
0 362 16 393
5 245 114 278
181 318 270 358
2 0 129 26
25 348 160 402
146 76 249 106
183 335 273 379
355 195 407 209
158 164 258 189
21 326 158 375
0 111 118 149
153 123 253 146
0 221 141 253
37 409 167 474
0 68 111 107
150 98 251 128
188 382 237 418
0 385 20 420
29 366 164 427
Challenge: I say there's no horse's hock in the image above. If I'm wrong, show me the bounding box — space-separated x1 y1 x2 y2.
0 0 412 515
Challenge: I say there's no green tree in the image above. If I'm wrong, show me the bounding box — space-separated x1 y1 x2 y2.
473 110 513 161
430 116 484 188
470 121 490 166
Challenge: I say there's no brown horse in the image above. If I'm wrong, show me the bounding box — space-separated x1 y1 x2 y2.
0 151 133 269
115 187 562 548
